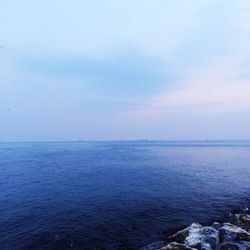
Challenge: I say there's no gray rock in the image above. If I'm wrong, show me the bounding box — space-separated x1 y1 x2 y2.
219 223 250 242
240 241 250 249
218 241 250 250
229 213 250 229
244 208 249 214
184 226 219 249
140 241 167 250
160 242 198 250
168 224 202 243
200 242 213 250
229 214 241 225
218 242 242 250
212 222 221 230
239 214 250 226
238 241 250 250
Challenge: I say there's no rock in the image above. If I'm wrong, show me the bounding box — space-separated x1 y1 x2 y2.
212 222 221 230
239 241 250 249
229 213 250 229
239 214 250 226
144 208 250 250
200 242 213 250
160 242 198 250
168 223 218 250
218 241 250 250
139 241 167 250
228 214 239 225
218 242 242 250
184 226 219 249
219 223 250 242
168 224 202 243
228 214 237 222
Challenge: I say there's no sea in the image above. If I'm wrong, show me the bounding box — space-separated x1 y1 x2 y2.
0 141 250 249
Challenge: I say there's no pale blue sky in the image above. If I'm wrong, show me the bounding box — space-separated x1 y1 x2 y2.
1 0 250 141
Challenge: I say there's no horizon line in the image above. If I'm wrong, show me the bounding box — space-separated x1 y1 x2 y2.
1 139 250 143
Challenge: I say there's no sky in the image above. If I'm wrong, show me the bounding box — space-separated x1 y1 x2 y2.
1 0 250 141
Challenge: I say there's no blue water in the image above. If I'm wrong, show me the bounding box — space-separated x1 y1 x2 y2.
1 141 250 249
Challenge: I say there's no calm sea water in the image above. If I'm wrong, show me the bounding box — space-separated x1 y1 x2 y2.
1 141 250 249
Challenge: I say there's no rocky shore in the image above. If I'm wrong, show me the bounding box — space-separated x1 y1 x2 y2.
141 207 250 250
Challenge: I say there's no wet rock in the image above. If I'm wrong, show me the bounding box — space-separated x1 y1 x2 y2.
238 214 250 226
239 241 250 249
218 241 250 250
139 240 167 250
219 223 250 242
160 242 198 250
168 224 202 243
229 213 250 229
200 242 213 250
184 226 218 250
212 222 221 230
229 214 240 225
218 242 242 250
142 207 250 250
